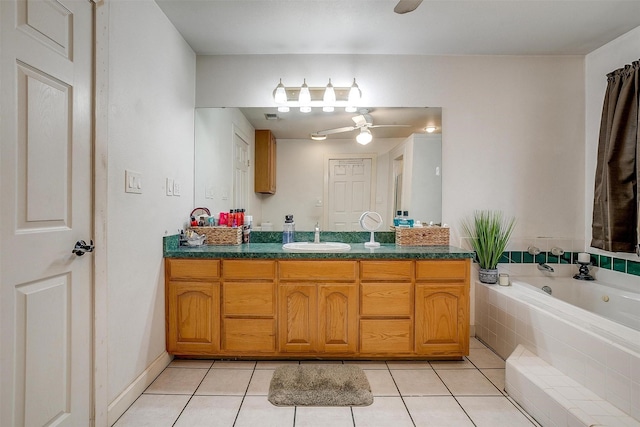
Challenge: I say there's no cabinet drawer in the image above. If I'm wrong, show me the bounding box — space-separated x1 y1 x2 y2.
223 318 276 352
279 261 357 281
166 259 220 280
223 282 275 316
361 283 412 316
360 261 412 281
360 320 412 354
223 260 275 279
415 260 468 281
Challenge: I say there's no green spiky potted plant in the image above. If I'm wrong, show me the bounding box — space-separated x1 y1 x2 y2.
461 210 516 284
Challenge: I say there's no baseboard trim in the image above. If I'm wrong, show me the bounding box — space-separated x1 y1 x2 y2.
107 351 172 426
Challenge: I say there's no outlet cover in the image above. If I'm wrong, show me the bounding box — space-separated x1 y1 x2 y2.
173 180 181 196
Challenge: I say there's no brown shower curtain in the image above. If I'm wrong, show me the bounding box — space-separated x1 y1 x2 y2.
591 60 639 254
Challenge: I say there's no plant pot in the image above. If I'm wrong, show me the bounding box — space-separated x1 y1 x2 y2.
479 268 499 284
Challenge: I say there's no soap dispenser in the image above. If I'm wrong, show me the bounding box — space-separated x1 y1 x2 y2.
283 214 295 243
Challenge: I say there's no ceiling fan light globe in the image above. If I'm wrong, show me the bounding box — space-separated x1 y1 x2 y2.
356 128 372 145
311 133 327 141
425 126 437 133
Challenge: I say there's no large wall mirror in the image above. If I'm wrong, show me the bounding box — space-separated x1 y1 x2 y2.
194 107 442 231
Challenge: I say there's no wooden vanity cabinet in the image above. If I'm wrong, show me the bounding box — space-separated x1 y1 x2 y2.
165 257 470 359
165 259 220 355
360 261 414 355
221 260 276 353
414 260 469 356
255 129 276 194
278 261 358 354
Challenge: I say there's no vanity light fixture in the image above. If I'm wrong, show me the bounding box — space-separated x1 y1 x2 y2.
272 78 363 112
356 128 373 145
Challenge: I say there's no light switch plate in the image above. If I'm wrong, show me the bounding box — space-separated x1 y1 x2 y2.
125 170 142 194
166 178 174 196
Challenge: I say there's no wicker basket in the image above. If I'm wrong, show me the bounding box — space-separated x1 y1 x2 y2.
190 226 242 245
394 226 450 246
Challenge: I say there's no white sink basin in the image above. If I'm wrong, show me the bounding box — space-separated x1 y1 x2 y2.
282 242 351 252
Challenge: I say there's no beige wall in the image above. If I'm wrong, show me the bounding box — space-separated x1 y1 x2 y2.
106 0 195 415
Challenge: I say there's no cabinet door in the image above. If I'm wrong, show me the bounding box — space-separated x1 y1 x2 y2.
167 281 220 355
318 284 357 353
279 285 317 353
415 284 468 356
255 130 276 194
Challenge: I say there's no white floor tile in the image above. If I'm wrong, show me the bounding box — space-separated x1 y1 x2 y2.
168 359 214 369
255 360 299 369
437 369 502 396
391 369 450 396
481 368 506 393
344 360 388 369
470 337 488 349
404 396 474 426
363 369 400 396
430 357 476 370
467 348 506 369
457 396 536 426
211 360 256 369
113 394 189 427
295 406 354 427
234 396 295 427
352 396 414 427
246 369 274 395
195 368 253 395
144 367 208 395
386 360 432 370
174 395 243 427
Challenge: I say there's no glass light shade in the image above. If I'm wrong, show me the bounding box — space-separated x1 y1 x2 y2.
425 126 437 133
311 133 327 141
348 78 361 104
298 79 311 105
277 106 290 113
323 106 335 112
356 128 372 145
323 79 336 104
300 106 312 113
345 106 357 113
274 79 287 104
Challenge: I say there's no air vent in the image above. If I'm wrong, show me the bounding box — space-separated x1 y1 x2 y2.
264 113 279 120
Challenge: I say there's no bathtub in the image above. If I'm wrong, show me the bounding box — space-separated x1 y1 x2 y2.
475 276 640 422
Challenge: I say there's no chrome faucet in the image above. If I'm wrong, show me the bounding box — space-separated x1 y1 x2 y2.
537 263 555 273
314 222 320 244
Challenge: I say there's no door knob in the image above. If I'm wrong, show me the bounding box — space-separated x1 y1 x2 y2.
72 240 94 256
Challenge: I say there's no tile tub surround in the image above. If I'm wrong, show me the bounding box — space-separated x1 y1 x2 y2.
475 280 640 423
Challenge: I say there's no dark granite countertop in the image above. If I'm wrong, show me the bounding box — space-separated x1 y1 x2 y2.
163 233 473 260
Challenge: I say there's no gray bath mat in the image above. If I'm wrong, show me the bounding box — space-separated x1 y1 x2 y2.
268 364 373 407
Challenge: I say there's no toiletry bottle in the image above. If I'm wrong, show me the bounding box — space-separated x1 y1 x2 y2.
393 210 402 227
283 214 295 244
243 214 252 244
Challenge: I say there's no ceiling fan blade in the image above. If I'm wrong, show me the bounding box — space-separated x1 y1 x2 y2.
315 126 357 136
394 0 423 14
369 124 411 128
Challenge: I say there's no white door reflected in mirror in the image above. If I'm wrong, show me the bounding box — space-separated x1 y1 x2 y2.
359 211 383 248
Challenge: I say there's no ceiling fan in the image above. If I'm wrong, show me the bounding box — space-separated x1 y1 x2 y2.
394 0 423 14
311 109 410 144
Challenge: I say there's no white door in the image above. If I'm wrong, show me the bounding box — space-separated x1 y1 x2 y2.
327 158 373 230
0 0 93 426
233 131 249 211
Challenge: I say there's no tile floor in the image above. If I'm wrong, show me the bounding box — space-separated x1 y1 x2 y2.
114 338 540 427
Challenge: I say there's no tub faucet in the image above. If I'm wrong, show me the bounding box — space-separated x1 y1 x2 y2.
314 222 320 244
538 263 555 273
